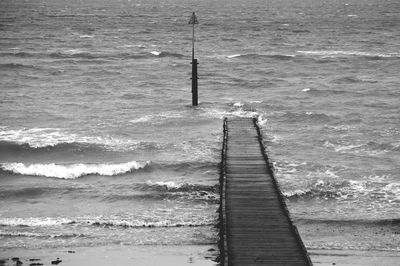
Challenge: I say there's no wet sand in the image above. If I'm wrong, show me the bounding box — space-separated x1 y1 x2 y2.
310 249 400 266
1 246 399 265
0 245 218 266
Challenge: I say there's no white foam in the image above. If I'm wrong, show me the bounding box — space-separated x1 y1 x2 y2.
84 217 214 228
284 175 400 203
0 217 72 227
324 169 339 178
157 111 184 119
257 115 268 127
0 215 214 229
283 189 308 198
129 116 152 124
0 127 144 150
201 107 259 119
0 231 42 237
302 88 311 92
119 44 146 48
0 161 149 179
287 162 307 167
64 49 85 55
150 51 161 56
129 111 183 124
297 50 399 58
0 127 66 147
227 54 241 58
233 102 243 107
79 35 94 38
146 181 183 189
232 109 259 118
323 140 387 156
324 140 363 153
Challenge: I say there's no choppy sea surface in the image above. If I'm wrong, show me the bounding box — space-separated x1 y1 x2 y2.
1 0 399 261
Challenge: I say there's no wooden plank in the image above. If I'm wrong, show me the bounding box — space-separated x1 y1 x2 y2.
219 117 312 266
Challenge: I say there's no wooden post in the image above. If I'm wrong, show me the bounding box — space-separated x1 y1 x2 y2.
191 59 198 106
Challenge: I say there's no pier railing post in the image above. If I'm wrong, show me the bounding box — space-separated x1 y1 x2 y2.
191 59 198 106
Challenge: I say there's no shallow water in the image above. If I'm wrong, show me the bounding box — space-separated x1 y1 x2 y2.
1 0 399 259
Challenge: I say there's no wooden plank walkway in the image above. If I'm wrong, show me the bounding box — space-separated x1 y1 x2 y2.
219 117 312 266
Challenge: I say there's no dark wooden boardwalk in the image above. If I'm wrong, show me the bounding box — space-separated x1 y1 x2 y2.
219 117 312 266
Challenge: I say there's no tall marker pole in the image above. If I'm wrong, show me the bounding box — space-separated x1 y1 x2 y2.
189 12 198 106
192 14 195 60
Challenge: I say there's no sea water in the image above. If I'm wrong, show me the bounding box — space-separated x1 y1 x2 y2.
1 0 399 262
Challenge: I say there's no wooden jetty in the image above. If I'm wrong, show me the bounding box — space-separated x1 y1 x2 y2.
219 117 312 266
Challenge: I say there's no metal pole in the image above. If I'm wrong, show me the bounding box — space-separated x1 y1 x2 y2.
192 22 195 60
189 12 198 106
191 58 198 106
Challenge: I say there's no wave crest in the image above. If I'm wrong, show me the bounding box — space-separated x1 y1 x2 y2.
0 231 85 239
0 161 150 179
296 218 400 226
0 140 106 156
0 127 163 152
0 217 214 229
0 50 186 60
284 178 400 202
143 181 218 193
226 53 295 60
297 50 400 60
324 139 399 155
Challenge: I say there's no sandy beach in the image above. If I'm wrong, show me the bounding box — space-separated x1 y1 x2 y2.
0 245 218 266
310 249 400 266
2 246 400 266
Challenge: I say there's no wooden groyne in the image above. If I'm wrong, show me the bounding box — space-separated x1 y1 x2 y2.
219 117 312 266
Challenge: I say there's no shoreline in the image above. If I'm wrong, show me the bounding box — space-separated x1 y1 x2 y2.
0 245 218 266
1 246 399 266
309 249 400 266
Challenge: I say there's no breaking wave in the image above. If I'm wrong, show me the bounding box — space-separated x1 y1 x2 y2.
0 231 85 239
226 53 295 60
200 105 260 119
0 217 214 228
0 161 150 179
0 180 219 203
296 218 400 227
0 140 106 156
225 50 399 62
300 87 364 96
149 51 185 58
142 181 218 193
284 178 400 203
85 220 213 228
324 139 400 155
297 50 400 60
0 50 186 60
0 127 163 152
